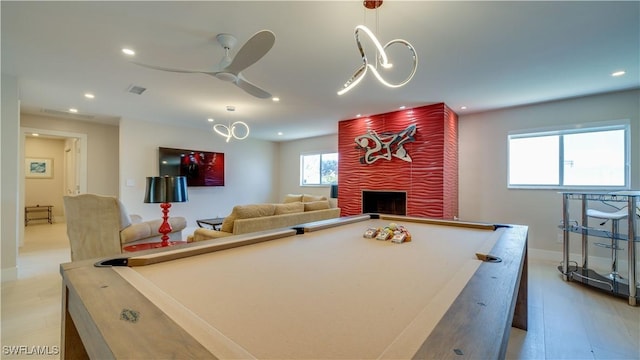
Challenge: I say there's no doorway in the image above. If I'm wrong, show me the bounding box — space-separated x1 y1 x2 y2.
20 127 87 246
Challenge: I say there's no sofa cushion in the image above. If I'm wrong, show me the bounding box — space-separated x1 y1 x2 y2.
303 194 327 202
235 204 276 219
233 207 341 235
274 202 304 215
283 194 303 203
304 200 331 211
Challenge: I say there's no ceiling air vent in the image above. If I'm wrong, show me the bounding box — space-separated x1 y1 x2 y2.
127 85 147 95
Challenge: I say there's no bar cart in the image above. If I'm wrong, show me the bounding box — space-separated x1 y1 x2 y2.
558 191 639 306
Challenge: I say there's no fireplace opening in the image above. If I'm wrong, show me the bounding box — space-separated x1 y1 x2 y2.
362 190 407 215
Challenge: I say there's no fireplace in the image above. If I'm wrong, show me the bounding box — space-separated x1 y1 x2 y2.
362 190 407 215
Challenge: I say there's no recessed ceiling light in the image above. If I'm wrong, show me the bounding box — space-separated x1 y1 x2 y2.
460 106 467 110
122 48 135 56
69 108 78 113
277 132 283 136
356 113 362 118
32 133 39 137
611 70 626 77
399 105 406 110
208 118 214 122
272 97 280 102
84 93 95 99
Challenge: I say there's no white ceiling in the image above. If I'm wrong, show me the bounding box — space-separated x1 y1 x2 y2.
3 1 638 142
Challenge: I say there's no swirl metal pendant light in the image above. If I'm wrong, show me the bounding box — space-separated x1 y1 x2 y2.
212 105 250 142
337 0 418 95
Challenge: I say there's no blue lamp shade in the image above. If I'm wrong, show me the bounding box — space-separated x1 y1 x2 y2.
330 184 338 199
144 176 188 203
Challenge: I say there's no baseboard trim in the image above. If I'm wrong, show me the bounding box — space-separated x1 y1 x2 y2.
528 248 629 273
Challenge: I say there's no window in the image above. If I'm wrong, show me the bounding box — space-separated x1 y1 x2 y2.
301 152 338 185
508 122 629 189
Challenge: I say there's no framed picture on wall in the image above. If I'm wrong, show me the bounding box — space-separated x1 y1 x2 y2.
25 158 53 178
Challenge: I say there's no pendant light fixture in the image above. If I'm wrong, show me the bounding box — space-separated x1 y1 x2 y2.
213 105 250 142
337 0 418 95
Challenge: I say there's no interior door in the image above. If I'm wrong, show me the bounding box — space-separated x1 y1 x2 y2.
64 138 80 195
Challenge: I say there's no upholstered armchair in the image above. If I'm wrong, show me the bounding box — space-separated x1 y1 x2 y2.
63 194 187 261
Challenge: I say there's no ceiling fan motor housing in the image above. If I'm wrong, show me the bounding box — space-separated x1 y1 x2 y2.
216 33 238 50
215 72 237 82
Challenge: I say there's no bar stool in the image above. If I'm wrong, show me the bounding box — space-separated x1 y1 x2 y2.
586 207 628 280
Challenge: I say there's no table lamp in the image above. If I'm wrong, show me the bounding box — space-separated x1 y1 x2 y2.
144 175 188 247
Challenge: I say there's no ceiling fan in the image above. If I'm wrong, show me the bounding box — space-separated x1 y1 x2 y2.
131 30 275 99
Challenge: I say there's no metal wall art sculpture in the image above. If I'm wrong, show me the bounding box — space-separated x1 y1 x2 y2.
354 124 416 164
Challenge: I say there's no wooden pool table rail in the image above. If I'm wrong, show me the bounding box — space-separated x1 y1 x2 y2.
125 228 296 267
414 222 528 359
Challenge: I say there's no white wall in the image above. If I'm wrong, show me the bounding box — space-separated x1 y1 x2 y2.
119 118 279 229
459 89 639 257
277 134 338 202
1 73 20 281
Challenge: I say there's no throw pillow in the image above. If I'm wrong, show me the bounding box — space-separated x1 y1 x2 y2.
283 194 303 203
303 194 327 202
274 202 304 215
304 200 331 212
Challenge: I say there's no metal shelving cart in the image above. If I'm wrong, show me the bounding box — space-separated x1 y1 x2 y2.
558 191 639 306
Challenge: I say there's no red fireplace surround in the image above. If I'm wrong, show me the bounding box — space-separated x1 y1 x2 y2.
337 103 458 219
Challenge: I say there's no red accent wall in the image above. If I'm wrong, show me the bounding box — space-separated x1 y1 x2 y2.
337 103 458 218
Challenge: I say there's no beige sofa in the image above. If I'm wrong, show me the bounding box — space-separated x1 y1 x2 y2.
189 194 340 242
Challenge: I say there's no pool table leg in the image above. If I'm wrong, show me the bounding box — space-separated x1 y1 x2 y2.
61 285 89 359
512 246 528 331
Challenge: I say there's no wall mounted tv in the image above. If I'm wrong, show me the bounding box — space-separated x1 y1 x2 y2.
158 147 224 186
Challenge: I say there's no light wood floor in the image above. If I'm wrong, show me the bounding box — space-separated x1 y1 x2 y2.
1 223 638 359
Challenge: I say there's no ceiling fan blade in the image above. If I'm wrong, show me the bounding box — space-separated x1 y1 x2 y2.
235 73 272 99
225 30 275 74
131 61 218 75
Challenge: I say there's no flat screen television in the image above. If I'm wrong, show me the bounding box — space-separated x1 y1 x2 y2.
158 147 224 186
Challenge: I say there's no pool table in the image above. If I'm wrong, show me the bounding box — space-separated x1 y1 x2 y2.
60 214 528 359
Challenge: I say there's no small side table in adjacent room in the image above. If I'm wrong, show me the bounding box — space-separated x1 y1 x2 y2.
25 205 53 226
